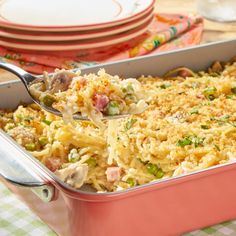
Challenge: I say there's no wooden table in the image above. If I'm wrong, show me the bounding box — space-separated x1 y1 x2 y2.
0 0 236 82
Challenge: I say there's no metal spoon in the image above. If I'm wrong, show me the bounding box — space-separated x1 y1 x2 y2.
0 62 129 120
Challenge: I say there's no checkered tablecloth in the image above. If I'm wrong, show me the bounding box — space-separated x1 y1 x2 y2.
1 182 236 236
0 182 56 236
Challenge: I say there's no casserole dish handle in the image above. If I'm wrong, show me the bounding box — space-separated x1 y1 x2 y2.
0 131 54 202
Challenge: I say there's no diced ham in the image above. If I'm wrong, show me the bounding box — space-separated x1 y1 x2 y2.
45 157 63 172
196 94 205 99
106 167 121 182
94 94 109 112
0 109 5 114
79 77 87 87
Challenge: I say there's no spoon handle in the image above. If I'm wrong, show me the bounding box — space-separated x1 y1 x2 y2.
0 62 36 88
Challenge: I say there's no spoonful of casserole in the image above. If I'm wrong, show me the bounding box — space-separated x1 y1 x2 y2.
0 62 147 127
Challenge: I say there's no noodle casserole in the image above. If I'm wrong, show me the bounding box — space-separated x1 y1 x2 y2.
1 57 236 192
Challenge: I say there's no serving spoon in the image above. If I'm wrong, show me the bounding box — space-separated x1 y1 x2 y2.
0 62 131 120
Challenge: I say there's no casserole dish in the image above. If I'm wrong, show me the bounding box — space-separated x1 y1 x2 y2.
1 39 236 236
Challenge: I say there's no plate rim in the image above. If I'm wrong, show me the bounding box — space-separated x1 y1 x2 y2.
0 9 154 41
0 0 155 31
0 18 152 51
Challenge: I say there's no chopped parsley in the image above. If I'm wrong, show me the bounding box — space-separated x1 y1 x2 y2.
210 115 236 127
220 115 230 120
124 118 137 130
189 107 199 115
201 125 210 129
42 119 52 125
137 158 148 164
177 135 205 148
231 87 236 94
160 83 171 89
214 144 220 151
209 72 220 77
23 116 33 122
207 94 215 101
226 94 235 99
177 137 192 147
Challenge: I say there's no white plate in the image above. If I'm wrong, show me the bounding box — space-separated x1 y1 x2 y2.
0 9 153 41
0 18 152 51
0 0 154 31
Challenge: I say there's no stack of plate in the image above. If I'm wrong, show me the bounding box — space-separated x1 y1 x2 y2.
0 0 155 52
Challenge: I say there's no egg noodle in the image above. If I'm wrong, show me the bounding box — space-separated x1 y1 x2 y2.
1 58 236 192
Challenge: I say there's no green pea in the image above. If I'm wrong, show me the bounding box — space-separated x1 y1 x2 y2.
146 163 164 178
203 87 217 101
25 143 36 151
85 157 97 167
16 114 23 121
105 101 120 115
126 178 136 187
203 87 217 96
41 94 56 107
122 84 134 94
39 136 48 146
155 169 164 179
5 123 15 130
146 163 158 175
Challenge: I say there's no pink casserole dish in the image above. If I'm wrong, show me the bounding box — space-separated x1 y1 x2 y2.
1 39 236 236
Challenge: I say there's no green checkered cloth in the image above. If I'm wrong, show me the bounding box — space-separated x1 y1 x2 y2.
185 221 236 236
0 182 56 236
1 182 236 236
